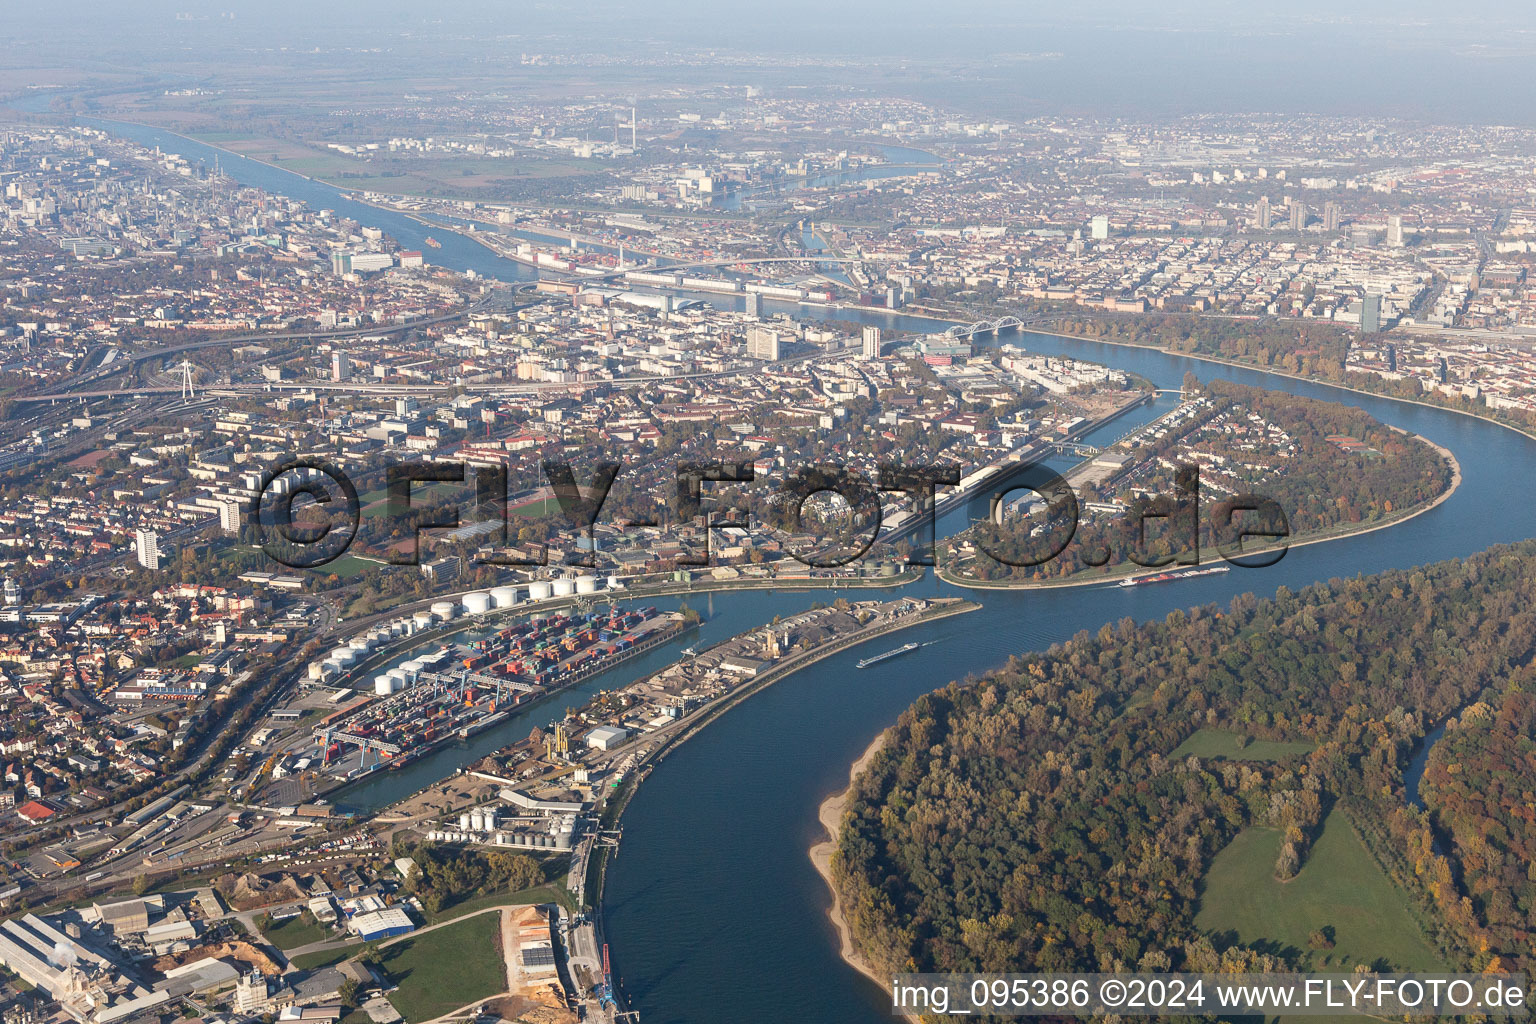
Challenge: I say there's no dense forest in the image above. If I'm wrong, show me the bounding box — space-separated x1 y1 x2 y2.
835 541 1536 984
953 379 1452 581
1047 314 1351 379
1419 689 1536 970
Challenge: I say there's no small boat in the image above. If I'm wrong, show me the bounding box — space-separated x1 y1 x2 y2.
857 642 921 669
1117 564 1231 588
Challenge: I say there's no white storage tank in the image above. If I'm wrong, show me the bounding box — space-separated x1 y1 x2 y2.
459 813 471 830
491 586 519 608
469 810 485 831
374 675 395 696
607 575 623 590
430 601 456 620
575 575 598 594
349 638 372 653
308 662 326 681
527 581 553 601
552 578 575 597
413 611 435 630
387 668 409 689
462 591 492 615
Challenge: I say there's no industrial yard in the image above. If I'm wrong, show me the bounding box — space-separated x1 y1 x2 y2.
382 595 978 1017
307 606 685 780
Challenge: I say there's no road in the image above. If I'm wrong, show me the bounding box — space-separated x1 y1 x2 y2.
17 293 521 403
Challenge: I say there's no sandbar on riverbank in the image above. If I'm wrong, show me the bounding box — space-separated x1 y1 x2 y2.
809 731 890 989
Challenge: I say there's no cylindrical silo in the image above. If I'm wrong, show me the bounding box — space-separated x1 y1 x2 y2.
491 586 518 608
527 581 553 601
462 591 491 615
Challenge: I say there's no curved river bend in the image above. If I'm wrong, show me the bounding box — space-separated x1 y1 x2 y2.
76 118 1533 1024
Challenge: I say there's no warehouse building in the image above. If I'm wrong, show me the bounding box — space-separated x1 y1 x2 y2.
350 907 416 942
91 897 152 935
585 725 629 751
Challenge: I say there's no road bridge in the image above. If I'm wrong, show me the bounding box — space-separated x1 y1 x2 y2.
939 314 1066 340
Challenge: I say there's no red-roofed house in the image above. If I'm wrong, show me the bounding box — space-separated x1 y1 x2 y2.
15 800 54 823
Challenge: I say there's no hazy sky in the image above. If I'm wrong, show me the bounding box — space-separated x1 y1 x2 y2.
14 1 1536 122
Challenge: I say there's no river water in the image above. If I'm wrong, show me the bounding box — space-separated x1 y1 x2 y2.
70 118 1535 1024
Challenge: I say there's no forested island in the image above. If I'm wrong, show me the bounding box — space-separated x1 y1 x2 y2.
831 540 1536 984
943 378 1454 583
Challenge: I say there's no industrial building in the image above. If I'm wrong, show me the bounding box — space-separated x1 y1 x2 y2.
349 907 416 942
155 957 239 998
91 897 151 935
0 912 171 1024
585 725 629 750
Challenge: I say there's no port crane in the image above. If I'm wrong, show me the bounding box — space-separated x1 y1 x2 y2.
595 944 639 1020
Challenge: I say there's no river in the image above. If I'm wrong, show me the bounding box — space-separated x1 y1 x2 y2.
67 117 1536 1024
1405 720 1450 812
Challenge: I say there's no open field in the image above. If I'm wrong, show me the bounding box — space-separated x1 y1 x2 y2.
1171 728 1316 762
310 554 385 579
421 884 571 926
187 131 608 198
1195 812 1443 971
261 912 331 950
380 913 506 1023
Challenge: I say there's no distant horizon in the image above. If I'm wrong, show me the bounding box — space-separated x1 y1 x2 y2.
9 1 1536 124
